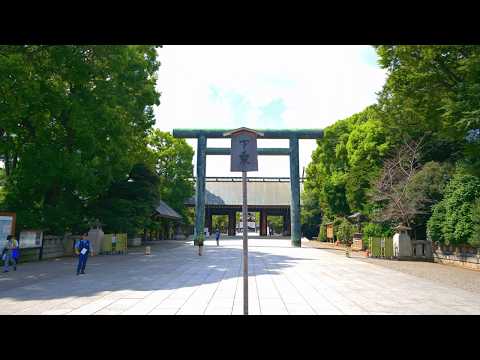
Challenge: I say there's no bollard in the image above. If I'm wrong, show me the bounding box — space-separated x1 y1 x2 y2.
145 246 151 255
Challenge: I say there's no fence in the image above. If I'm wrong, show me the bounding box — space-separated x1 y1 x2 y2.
433 243 480 270
101 233 128 255
368 237 394 258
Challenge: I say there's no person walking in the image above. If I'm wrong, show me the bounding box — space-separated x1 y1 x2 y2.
75 233 92 275
111 234 117 254
2 235 18 273
11 237 19 269
215 228 220 246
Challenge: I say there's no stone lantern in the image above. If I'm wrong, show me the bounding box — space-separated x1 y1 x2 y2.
88 219 104 256
393 224 412 259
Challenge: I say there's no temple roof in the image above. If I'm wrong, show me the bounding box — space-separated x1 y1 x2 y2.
155 200 182 221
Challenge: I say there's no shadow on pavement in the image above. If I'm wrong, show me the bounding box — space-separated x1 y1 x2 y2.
0 240 311 303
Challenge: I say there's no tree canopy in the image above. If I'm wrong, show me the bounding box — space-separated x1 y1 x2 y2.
303 45 480 245
0 45 193 237
146 130 194 218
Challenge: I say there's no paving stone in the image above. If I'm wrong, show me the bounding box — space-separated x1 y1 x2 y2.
148 308 179 315
2 238 480 315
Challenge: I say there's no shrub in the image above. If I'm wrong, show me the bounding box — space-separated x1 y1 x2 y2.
335 217 355 244
427 201 446 243
470 199 480 247
318 216 332 242
362 223 380 240
318 222 327 241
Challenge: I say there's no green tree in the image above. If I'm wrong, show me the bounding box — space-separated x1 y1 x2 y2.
0 167 5 203
362 222 393 240
91 163 160 237
406 161 453 238
268 216 283 234
335 217 355 244
301 186 322 239
303 106 391 227
212 215 228 233
375 45 480 165
0 45 160 234
303 46 480 241
318 217 330 241
345 112 392 212
370 139 428 228
471 199 480 247
147 129 194 219
427 171 480 246
303 114 353 221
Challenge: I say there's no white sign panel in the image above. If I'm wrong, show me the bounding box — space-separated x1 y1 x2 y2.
19 230 43 248
0 215 14 251
230 132 258 172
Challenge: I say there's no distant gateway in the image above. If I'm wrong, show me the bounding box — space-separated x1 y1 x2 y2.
173 128 323 247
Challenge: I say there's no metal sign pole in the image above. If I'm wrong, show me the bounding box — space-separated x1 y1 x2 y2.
223 127 264 316
242 169 248 315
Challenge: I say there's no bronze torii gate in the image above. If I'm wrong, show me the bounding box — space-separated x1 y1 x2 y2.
172 128 323 247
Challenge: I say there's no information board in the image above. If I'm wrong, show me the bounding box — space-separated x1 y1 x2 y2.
326 224 334 240
0 213 16 251
19 230 43 248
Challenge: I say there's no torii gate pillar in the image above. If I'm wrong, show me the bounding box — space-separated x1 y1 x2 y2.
194 136 207 245
289 136 301 247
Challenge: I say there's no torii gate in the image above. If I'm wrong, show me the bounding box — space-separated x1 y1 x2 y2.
172 128 323 247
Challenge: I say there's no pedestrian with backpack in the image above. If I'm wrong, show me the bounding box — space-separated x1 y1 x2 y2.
2 235 18 273
75 233 92 275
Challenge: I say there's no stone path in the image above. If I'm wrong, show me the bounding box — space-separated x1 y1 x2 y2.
1 238 480 315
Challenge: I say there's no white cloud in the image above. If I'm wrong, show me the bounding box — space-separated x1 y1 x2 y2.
154 45 387 177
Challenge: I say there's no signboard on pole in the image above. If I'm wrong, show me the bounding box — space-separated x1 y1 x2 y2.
228 128 260 172
224 127 263 316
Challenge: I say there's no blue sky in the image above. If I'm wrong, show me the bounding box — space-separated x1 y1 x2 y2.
154 45 387 177
360 46 380 67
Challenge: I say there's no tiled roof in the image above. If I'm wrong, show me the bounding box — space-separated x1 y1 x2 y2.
155 200 182 220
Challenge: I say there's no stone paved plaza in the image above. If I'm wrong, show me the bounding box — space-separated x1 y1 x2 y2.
1 238 480 315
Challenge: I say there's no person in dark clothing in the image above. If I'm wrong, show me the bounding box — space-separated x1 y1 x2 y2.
215 228 220 246
75 233 92 275
2 235 18 272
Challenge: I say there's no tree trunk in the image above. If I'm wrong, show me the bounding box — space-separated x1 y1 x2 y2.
4 153 10 177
